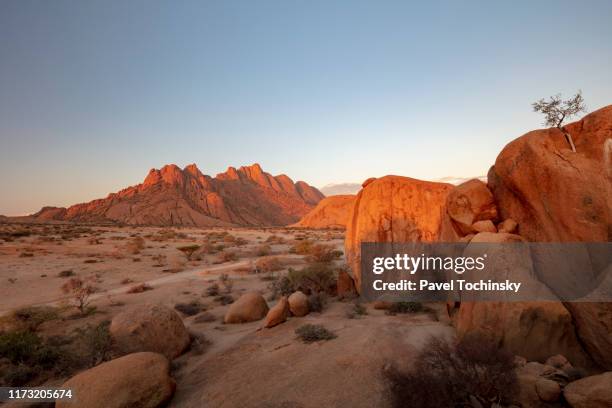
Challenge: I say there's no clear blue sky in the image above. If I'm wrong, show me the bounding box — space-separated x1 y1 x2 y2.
1 0 611 215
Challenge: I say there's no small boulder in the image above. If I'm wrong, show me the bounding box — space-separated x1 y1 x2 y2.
373 300 392 310
264 296 290 328
498 218 518 234
56 352 175 408
564 372 612 408
288 291 309 317
110 303 190 359
535 378 561 402
546 354 573 371
446 179 498 235
224 292 269 324
471 220 497 233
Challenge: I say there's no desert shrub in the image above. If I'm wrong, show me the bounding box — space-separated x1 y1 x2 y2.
295 324 336 343
126 283 152 293
385 334 517 408
255 256 285 273
61 277 96 315
57 269 74 278
219 273 234 293
214 294 234 305
2 364 39 386
174 301 204 316
223 234 237 243
0 331 60 369
386 302 424 315
266 235 286 244
255 244 272 257
307 292 327 313
205 283 220 297
125 236 145 254
189 332 210 355
234 237 248 246
346 301 367 319
177 244 201 260
217 250 238 263
268 275 294 299
288 264 336 294
199 241 218 255
19 252 34 258
290 239 314 255
268 264 335 299
306 244 343 263
73 321 113 367
9 306 59 331
153 229 177 241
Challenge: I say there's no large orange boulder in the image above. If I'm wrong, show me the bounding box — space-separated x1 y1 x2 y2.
57 352 175 408
488 105 612 369
564 371 612 408
453 232 590 365
445 179 498 235
109 304 190 360
293 194 356 229
488 105 611 243
224 292 269 324
263 296 290 328
344 175 453 291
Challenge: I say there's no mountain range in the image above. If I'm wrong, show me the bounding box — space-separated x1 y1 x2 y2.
21 163 324 227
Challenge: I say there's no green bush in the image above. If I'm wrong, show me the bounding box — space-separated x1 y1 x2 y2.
0 331 60 368
73 321 113 367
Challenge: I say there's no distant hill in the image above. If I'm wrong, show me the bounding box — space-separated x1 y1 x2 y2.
17 163 324 227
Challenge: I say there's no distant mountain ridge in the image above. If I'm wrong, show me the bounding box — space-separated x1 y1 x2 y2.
24 163 324 227
319 176 486 196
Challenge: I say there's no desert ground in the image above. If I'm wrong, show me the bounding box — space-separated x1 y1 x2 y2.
0 222 454 408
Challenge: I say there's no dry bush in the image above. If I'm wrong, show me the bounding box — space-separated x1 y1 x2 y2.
255 244 272 256
174 301 204 316
57 270 74 278
125 236 145 254
307 292 327 312
295 324 336 343
268 263 335 299
265 235 286 244
205 283 220 297
385 302 424 315
219 273 234 293
7 306 60 332
177 244 201 260
72 320 113 367
126 283 152 294
306 244 343 263
290 239 314 255
0 331 61 386
216 250 238 263
61 277 96 315
385 334 517 408
255 256 285 273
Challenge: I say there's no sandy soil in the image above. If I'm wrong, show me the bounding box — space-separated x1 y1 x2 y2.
0 223 453 408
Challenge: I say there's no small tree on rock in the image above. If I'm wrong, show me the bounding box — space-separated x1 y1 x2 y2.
532 90 587 152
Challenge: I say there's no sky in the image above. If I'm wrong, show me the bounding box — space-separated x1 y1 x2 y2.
1 0 611 215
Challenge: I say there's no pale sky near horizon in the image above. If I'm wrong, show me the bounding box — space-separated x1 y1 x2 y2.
1 0 611 215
